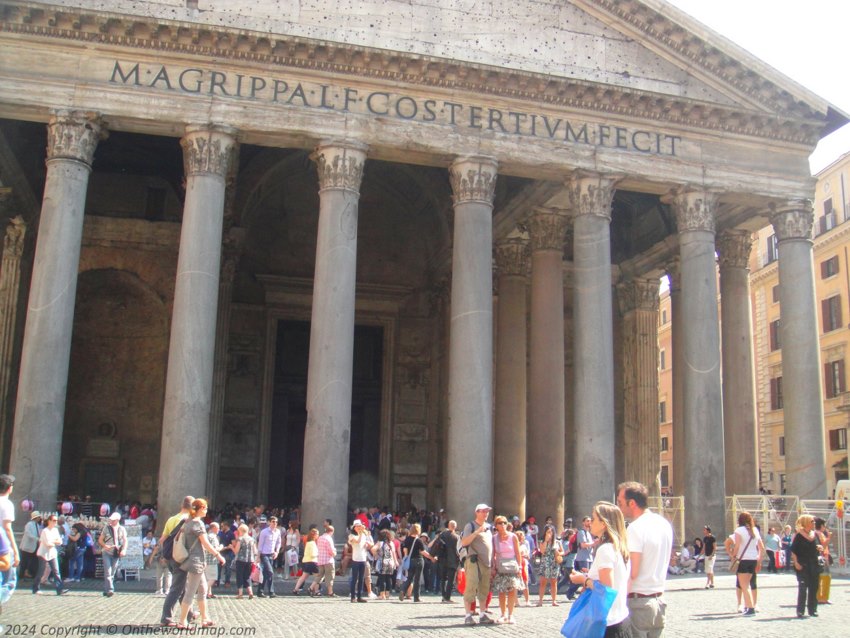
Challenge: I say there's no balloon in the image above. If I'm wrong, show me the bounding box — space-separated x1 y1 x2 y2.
61 501 74 515
21 499 34 512
99 503 111 517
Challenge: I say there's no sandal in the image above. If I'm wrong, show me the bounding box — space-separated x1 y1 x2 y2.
201 621 215 628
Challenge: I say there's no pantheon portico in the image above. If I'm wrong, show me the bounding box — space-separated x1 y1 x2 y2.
0 0 845 541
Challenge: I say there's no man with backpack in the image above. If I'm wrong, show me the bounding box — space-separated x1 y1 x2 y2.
158 496 198 627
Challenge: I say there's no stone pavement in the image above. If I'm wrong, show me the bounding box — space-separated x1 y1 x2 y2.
0 570 846 637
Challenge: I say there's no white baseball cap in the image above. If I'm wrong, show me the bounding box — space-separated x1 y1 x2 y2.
474 503 492 512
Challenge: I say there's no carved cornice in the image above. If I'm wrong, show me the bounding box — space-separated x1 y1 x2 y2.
716 229 753 270
46 110 105 165
0 2 828 145
494 235 530 277
3 214 26 259
527 207 569 252
586 0 823 124
311 141 367 193
671 188 718 234
769 200 814 242
617 277 660 314
449 156 498 206
181 124 238 178
568 173 619 221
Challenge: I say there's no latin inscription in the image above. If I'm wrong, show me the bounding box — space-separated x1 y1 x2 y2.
110 61 681 156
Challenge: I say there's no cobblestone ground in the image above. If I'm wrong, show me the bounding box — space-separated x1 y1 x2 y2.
0 570 846 637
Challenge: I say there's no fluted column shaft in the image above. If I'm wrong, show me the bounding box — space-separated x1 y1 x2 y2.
299 142 367 539
673 189 725 540
770 202 827 498
0 215 26 462
10 112 104 521
528 208 568 525
618 278 661 494
446 156 497 521
571 174 617 519
494 236 529 519
157 125 237 516
666 260 685 495
717 230 759 496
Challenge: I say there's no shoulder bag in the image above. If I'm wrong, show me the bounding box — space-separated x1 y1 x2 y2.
495 533 520 575
728 534 753 572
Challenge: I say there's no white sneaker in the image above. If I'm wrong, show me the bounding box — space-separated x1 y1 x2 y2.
368 592 377 599
464 614 477 625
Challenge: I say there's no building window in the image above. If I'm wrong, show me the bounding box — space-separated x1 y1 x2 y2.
770 377 783 410
769 319 781 351
659 401 667 424
772 285 780 304
660 465 669 488
779 436 785 457
780 473 787 494
822 295 843 332
661 437 669 452
819 198 836 234
821 255 840 279
766 234 778 264
659 349 666 370
829 428 847 451
661 309 668 324
824 360 845 398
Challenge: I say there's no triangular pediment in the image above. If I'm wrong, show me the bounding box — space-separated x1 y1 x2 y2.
80 0 844 130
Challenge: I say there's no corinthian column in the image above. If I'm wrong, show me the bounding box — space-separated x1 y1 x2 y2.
157 124 237 516
770 202 827 498
494 234 529 519
0 213 26 461
527 208 568 526
300 141 367 540
672 189 725 540
717 230 759 496
570 173 617 519
446 156 497 521
10 111 104 519
618 278 661 494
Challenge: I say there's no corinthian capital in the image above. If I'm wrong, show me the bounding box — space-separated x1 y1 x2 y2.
527 207 569 252
567 172 619 221
3 215 27 259
182 124 238 178
449 156 498 206
671 188 718 234
494 234 530 277
312 141 368 194
47 110 106 166
769 200 814 242
716 229 753 270
617 277 660 314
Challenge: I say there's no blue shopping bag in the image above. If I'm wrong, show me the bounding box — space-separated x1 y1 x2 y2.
560 582 618 638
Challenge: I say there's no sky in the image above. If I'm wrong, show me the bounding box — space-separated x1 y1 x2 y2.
665 0 850 174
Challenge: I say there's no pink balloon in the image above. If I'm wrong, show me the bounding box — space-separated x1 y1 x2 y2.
61 502 74 515
99 503 111 517
21 499 34 512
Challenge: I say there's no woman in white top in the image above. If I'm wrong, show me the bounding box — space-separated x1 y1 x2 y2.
732 511 765 617
569 501 630 638
32 514 68 595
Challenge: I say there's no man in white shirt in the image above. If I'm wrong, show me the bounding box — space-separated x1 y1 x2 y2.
617 481 673 638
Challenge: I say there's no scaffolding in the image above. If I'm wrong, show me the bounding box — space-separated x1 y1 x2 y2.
648 495 684 547
724 494 848 574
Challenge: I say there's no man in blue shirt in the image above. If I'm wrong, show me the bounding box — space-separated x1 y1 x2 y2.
565 516 596 600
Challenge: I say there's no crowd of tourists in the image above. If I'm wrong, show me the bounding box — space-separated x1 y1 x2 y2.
0 473 837 633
